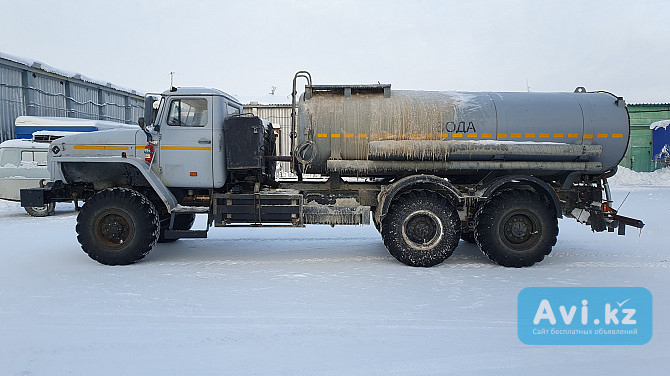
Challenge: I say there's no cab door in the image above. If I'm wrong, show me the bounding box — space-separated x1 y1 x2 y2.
158 96 214 187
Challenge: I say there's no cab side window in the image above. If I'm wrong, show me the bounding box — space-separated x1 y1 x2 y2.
167 98 208 127
227 103 241 117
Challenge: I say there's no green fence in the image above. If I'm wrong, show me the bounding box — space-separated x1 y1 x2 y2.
623 104 670 172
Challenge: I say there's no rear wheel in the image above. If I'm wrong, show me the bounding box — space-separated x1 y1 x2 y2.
25 202 55 217
76 188 159 265
460 231 476 243
474 190 558 267
381 191 461 267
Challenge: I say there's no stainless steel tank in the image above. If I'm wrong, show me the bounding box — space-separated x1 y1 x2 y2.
295 85 629 177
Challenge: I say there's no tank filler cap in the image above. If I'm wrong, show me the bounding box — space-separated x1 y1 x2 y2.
574 87 587 93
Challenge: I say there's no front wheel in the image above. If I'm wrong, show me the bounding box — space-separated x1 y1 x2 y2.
474 190 558 267
76 188 159 265
381 191 461 267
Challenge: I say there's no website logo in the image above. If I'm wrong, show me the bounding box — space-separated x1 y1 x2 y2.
518 287 652 345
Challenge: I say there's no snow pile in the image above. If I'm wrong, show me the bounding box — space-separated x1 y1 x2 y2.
609 166 670 186
0 139 50 149
656 144 670 160
650 119 670 130
15 116 138 130
0 161 46 170
32 130 83 138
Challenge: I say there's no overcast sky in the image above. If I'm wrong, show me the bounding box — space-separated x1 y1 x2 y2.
1 0 668 103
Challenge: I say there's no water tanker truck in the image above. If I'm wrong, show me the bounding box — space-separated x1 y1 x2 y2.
20 71 644 267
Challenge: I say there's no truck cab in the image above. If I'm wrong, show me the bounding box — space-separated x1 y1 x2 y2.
148 88 243 189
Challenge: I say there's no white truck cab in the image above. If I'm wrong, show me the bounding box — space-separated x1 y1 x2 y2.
150 87 243 188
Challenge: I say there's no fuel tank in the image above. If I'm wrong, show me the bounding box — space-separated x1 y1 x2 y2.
295 85 629 177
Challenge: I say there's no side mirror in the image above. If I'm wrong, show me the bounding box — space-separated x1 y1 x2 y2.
144 95 159 132
144 96 154 124
138 116 152 142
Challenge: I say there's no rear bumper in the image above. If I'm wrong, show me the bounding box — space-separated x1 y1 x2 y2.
20 187 52 207
611 213 645 229
20 181 72 207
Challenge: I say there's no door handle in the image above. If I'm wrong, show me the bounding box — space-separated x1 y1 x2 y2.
198 139 212 144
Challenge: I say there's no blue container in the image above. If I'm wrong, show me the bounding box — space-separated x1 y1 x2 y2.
14 116 138 139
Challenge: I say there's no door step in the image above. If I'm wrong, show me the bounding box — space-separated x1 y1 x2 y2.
172 205 210 213
164 205 211 240
163 229 208 240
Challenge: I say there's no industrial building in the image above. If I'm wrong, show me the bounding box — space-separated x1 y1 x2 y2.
0 52 144 143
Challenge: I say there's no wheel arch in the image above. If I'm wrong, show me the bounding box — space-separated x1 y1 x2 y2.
57 157 179 213
62 161 151 190
376 174 464 223
480 175 562 218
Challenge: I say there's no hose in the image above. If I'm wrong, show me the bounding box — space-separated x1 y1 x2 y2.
294 140 318 175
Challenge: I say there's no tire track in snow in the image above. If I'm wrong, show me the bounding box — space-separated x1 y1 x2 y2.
152 257 667 269
153 255 394 267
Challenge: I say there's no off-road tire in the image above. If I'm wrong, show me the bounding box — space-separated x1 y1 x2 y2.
158 213 196 243
25 202 55 217
76 188 159 265
381 191 461 267
474 190 558 267
461 231 476 243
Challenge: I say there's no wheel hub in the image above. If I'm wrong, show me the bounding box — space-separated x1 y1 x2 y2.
402 210 443 250
97 212 132 246
504 214 534 244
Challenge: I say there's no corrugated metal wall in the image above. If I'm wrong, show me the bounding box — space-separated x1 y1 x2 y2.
243 103 294 177
103 91 127 123
0 55 144 142
0 63 24 141
69 83 99 119
32 73 67 117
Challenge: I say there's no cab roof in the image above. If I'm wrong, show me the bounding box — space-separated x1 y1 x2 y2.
161 87 240 104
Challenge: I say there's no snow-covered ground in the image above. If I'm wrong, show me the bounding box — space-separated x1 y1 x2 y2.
0 170 668 375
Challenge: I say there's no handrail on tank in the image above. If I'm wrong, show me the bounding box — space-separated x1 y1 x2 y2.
291 71 312 177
